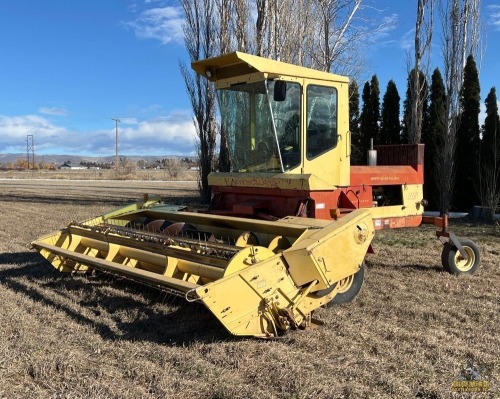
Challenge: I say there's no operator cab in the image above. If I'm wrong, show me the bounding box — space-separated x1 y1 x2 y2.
192 51 350 188
219 80 339 174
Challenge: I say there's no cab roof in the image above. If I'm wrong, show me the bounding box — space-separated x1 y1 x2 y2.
192 51 349 84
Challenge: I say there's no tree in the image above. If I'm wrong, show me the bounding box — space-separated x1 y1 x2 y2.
402 69 428 144
180 0 218 203
369 75 381 144
425 68 446 211
380 80 401 145
179 0 399 189
454 54 481 211
407 0 434 144
437 0 483 215
349 80 363 164
478 87 500 218
312 0 395 78
359 81 372 163
313 0 362 72
215 0 233 172
358 76 380 161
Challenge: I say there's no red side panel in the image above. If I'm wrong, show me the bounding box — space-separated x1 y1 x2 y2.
350 165 423 186
209 145 424 227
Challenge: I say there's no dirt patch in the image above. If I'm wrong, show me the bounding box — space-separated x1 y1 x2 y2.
0 180 498 398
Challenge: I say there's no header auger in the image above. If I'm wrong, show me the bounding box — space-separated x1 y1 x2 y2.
31 52 480 338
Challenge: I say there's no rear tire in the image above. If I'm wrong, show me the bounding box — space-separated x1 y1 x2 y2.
326 262 365 306
441 238 480 275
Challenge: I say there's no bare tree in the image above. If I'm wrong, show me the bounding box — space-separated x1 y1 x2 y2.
253 0 317 65
164 158 182 179
294 0 317 66
313 0 361 72
180 0 397 183
477 152 500 219
407 0 434 144
180 0 218 203
436 0 482 214
215 0 234 172
234 0 250 52
310 0 395 78
216 0 233 54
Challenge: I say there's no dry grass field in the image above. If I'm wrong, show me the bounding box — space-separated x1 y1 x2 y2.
0 179 498 399
0 168 198 182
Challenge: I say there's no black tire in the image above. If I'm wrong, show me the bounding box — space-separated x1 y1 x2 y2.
441 242 453 272
441 238 480 275
325 262 365 306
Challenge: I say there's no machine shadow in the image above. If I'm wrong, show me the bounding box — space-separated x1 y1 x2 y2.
0 193 202 207
365 259 444 273
0 251 233 345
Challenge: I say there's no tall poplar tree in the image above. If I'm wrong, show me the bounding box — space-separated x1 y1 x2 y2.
402 69 428 143
425 68 446 211
454 54 481 211
180 0 217 203
380 80 401 144
438 0 483 215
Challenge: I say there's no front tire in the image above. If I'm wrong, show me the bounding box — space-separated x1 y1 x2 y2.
441 238 480 275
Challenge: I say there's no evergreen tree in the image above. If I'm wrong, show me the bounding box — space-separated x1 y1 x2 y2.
425 68 446 211
359 81 372 163
481 87 500 165
454 54 481 211
380 80 401 144
479 87 500 214
349 80 362 164
402 69 428 143
370 75 381 144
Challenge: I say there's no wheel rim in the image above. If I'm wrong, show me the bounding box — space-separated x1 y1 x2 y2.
337 275 354 293
454 246 475 272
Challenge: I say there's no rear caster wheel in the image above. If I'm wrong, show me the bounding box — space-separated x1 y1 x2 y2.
441 238 480 275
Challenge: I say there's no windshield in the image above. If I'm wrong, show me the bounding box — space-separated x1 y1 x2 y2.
218 80 301 173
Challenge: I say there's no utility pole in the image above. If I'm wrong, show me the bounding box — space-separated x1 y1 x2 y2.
26 134 34 169
112 118 120 175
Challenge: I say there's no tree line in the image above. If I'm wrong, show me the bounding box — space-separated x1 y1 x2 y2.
179 0 498 216
350 54 499 214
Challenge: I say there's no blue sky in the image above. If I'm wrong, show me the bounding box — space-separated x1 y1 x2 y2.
0 0 499 157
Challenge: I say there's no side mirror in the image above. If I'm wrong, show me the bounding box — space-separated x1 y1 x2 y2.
273 81 287 102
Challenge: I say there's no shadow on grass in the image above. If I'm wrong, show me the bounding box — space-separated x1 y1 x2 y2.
0 193 203 207
0 251 233 345
365 260 444 273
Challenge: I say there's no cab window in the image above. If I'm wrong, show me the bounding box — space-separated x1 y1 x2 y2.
306 85 338 159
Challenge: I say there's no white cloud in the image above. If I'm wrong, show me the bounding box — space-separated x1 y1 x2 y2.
38 106 68 116
488 4 500 30
120 117 138 125
399 29 414 51
366 13 399 45
0 110 196 156
124 6 184 45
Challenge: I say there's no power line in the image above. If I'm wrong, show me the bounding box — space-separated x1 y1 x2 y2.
112 118 120 174
26 134 34 169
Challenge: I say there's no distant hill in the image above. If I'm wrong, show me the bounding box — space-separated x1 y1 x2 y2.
0 153 195 166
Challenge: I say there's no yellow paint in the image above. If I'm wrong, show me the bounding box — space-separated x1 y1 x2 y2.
194 51 351 188
31 53 431 338
32 200 374 337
